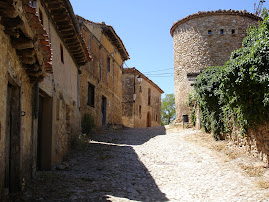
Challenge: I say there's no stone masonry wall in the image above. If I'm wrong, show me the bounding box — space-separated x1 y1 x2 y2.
171 11 259 122
0 27 34 194
122 69 163 128
227 123 269 164
79 22 124 128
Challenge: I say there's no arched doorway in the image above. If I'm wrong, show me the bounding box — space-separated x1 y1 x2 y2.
146 112 151 127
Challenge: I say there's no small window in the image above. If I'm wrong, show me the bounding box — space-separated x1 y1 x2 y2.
220 29 224 35
208 30 212 35
139 105 142 119
39 9 43 25
156 114 158 122
139 86 142 93
87 82 95 107
148 88 151 106
60 44 64 64
107 57 111 73
231 29 236 35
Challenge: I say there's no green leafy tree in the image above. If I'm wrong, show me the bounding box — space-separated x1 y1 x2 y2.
161 94 176 125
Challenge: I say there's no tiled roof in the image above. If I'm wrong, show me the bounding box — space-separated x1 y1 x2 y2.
171 9 262 36
43 0 91 66
77 15 130 61
123 68 164 94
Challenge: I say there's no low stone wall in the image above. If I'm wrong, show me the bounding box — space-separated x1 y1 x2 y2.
228 123 269 164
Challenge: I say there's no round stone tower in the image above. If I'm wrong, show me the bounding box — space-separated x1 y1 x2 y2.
170 10 261 123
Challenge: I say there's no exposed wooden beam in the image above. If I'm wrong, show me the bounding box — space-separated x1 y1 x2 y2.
11 38 34 50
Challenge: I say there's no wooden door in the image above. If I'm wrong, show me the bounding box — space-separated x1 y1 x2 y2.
4 83 21 193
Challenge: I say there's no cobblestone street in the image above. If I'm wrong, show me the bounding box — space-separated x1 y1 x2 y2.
19 127 269 201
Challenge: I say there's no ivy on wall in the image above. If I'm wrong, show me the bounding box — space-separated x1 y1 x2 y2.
189 16 269 140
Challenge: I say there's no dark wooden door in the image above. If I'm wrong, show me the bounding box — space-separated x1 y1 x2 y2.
101 96 107 127
4 83 21 193
147 112 151 127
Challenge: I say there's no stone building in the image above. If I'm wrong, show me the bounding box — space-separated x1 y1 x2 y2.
77 16 129 128
0 0 52 195
122 68 164 128
0 0 90 196
170 10 261 123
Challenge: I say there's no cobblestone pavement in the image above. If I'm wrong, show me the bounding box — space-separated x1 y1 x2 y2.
19 127 269 201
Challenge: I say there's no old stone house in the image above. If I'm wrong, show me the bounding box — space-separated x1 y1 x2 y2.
122 68 163 128
77 16 129 128
0 0 90 196
0 0 52 196
170 10 261 123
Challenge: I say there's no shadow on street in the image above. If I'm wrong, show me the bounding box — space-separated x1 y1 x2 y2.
17 126 169 201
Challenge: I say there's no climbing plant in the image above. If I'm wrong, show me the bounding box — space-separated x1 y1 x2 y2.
189 16 269 139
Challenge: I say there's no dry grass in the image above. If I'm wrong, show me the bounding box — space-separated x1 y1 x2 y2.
240 164 266 177
183 129 269 188
256 179 269 189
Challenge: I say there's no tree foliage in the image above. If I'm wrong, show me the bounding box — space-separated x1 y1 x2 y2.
161 94 176 125
189 16 269 140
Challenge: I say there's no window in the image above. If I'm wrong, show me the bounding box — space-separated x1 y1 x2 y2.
139 105 142 119
107 57 111 73
139 86 142 93
87 82 95 107
208 30 212 35
60 44 64 64
220 29 224 35
148 88 151 106
231 29 236 35
156 114 158 122
39 9 43 25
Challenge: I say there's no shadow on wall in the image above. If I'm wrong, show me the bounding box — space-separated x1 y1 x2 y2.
17 126 168 201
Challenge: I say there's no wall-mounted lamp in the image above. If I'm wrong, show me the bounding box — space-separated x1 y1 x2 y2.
137 75 142 84
133 93 136 101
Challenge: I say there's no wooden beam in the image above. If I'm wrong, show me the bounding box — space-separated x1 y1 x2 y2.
4 28 20 38
21 56 36 65
0 16 23 29
17 49 35 57
11 38 34 50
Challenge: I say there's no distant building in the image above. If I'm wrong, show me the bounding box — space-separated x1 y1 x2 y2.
77 16 129 128
170 10 261 123
122 68 164 128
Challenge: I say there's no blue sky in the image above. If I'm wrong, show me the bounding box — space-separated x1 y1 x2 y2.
70 0 268 97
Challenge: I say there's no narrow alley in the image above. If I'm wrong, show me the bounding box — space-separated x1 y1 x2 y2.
16 127 269 201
